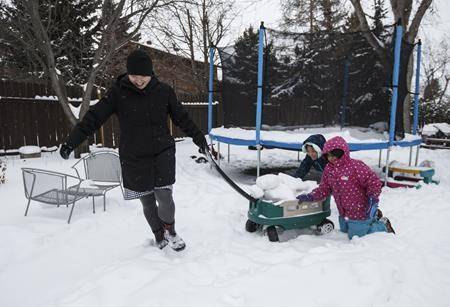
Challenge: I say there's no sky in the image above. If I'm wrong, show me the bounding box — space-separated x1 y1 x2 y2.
231 0 450 46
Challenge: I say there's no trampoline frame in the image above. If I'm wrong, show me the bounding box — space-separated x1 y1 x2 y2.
207 22 423 182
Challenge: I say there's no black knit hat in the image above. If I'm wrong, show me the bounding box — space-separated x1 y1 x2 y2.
126 49 153 76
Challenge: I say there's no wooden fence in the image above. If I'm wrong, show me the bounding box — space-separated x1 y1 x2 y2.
0 79 84 100
0 97 221 152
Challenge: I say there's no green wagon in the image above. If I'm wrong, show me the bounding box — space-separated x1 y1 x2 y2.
206 150 334 242
245 197 333 241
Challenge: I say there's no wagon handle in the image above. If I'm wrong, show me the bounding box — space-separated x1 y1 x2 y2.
204 148 257 203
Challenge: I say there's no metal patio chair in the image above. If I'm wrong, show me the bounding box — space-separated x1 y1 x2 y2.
71 150 121 213
22 168 92 223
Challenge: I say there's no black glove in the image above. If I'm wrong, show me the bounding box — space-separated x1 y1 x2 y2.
193 134 208 154
59 143 73 160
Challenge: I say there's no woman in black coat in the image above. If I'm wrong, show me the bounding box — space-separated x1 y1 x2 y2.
60 49 207 251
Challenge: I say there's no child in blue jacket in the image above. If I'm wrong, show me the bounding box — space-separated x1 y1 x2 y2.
293 134 328 181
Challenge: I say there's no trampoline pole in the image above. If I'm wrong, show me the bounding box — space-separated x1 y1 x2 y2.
412 40 422 136
227 143 230 163
412 40 422 168
409 39 422 166
257 146 261 178
208 46 215 135
408 146 413 166
385 22 403 185
378 149 382 168
208 46 215 172
384 148 391 186
415 145 420 166
218 142 221 166
255 22 265 178
208 131 213 169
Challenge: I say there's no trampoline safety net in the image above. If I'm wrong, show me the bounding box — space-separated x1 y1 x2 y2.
217 24 415 133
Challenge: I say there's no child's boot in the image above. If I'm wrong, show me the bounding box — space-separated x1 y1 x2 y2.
379 217 395 234
376 209 383 219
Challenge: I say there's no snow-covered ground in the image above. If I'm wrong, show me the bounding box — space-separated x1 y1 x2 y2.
1 135 450 307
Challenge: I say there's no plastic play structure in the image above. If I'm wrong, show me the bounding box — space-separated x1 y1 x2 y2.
383 162 438 188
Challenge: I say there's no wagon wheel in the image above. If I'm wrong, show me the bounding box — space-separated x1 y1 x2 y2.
266 226 279 242
245 219 260 233
316 219 334 235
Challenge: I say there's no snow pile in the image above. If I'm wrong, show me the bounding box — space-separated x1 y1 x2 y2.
18 146 41 155
248 173 317 201
369 121 388 132
255 174 280 190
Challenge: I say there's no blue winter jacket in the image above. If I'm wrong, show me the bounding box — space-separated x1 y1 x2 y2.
293 134 327 180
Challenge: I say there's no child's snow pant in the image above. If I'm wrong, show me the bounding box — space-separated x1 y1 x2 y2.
339 216 387 239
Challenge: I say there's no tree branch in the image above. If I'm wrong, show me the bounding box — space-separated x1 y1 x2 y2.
349 0 389 71
405 0 433 42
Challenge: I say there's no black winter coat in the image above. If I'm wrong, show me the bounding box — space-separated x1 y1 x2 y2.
66 75 204 191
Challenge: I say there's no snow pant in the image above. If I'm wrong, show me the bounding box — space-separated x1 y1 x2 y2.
139 187 175 232
339 216 387 240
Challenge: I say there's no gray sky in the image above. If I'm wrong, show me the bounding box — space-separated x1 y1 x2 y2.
231 0 450 46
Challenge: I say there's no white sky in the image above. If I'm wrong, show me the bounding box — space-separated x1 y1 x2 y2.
231 0 450 46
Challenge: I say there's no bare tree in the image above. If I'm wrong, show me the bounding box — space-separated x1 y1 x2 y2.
422 39 450 106
146 0 236 95
349 0 434 134
0 0 180 126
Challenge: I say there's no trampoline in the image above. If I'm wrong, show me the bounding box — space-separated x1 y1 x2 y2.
207 22 424 179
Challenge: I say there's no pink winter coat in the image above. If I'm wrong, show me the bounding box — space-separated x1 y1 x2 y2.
310 136 382 220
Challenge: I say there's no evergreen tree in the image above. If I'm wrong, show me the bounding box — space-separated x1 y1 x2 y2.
0 0 38 78
229 27 259 89
340 10 390 126
221 26 279 126
420 78 450 125
281 0 319 33
317 0 347 31
371 0 388 40
0 0 101 84
344 11 361 32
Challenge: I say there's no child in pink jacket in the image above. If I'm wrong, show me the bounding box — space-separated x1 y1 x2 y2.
297 136 395 239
